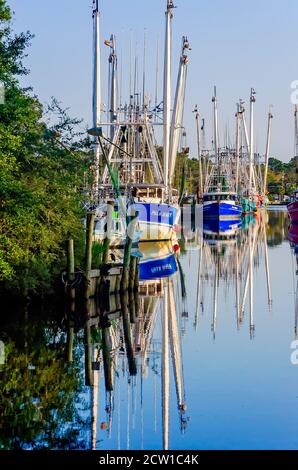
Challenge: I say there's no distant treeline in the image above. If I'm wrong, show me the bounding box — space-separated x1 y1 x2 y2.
172 154 297 199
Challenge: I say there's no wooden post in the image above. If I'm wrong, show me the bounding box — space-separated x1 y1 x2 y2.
67 238 75 301
84 320 93 386
67 326 74 363
120 290 137 376
102 201 114 264
129 256 137 291
121 212 138 292
134 258 140 318
134 258 140 292
85 212 95 299
129 288 136 324
115 273 121 294
102 326 113 391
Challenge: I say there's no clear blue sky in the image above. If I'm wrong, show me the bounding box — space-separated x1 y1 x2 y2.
7 0 298 161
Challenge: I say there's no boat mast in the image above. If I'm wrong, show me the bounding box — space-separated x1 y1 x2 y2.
235 104 241 194
194 105 203 198
154 38 159 121
106 34 117 141
295 105 298 186
240 101 250 155
169 36 190 186
249 88 256 195
163 0 174 197
142 30 147 111
212 87 219 171
92 0 101 197
263 109 273 196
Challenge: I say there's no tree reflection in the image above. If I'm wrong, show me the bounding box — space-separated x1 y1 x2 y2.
266 210 289 246
0 316 88 450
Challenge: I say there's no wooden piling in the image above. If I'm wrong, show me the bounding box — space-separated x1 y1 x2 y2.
129 288 136 324
129 256 137 291
67 238 75 301
102 327 114 392
67 326 74 363
134 258 140 292
84 320 93 386
134 258 140 318
121 212 138 292
102 201 114 264
85 212 95 299
120 290 137 376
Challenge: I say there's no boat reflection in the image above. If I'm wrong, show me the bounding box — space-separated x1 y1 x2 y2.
195 213 272 338
82 241 187 451
288 222 298 337
139 241 179 281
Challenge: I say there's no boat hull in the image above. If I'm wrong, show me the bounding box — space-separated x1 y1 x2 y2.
288 223 298 245
241 197 256 214
203 201 242 219
288 201 298 222
132 202 180 241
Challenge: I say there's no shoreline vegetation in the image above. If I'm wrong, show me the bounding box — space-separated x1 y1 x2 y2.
0 0 293 297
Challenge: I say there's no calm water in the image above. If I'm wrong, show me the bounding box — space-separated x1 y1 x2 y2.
1 209 298 450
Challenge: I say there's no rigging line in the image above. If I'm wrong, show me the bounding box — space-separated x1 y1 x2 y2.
100 133 134 160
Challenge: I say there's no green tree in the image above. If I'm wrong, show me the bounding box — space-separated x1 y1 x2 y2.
0 0 93 294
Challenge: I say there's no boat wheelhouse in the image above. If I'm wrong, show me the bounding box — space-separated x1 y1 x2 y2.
203 192 242 219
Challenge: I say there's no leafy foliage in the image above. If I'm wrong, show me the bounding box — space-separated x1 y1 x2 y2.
0 1 93 293
267 157 296 197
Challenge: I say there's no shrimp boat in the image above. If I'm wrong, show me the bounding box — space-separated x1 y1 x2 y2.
288 106 298 223
203 88 242 220
90 1 188 243
235 91 273 214
288 192 298 223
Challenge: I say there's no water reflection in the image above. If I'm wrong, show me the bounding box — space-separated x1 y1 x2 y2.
288 222 298 338
0 312 88 449
0 209 295 450
196 213 272 338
